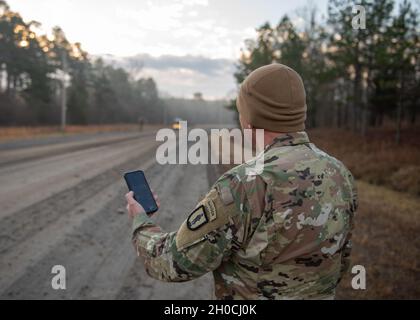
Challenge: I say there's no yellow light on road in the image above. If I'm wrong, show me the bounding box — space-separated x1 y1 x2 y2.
19 40 29 47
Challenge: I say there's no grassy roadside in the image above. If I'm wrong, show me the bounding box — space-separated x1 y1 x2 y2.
0 124 143 142
336 180 420 299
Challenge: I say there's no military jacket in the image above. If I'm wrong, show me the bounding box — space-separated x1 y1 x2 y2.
132 132 358 300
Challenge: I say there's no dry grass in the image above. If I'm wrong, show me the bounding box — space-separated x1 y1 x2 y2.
309 127 420 196
336 181 420 299
0 124 142 142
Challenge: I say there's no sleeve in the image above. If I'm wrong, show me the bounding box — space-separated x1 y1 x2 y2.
339 171 358 280
131 177 247 283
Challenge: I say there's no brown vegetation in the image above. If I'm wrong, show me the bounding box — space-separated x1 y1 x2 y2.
0 124 140 142
309 126 420 196
336 180 420 299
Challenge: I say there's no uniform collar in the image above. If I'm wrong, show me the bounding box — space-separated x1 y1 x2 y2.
265 131 310 150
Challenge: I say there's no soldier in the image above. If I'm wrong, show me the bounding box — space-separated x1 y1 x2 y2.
138 117 145 132
125 63 358 300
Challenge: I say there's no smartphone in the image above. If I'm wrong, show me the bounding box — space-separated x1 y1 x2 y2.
124 170 158 215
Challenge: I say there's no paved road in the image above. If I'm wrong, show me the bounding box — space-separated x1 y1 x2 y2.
0 130 215 299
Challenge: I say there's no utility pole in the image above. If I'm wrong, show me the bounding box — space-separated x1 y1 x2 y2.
60 50 68 132
218 101 222 125
163 102 168 125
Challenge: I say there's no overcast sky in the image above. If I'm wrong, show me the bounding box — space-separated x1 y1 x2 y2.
8 0 331 98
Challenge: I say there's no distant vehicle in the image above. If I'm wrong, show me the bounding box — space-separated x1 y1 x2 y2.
172 118 183 130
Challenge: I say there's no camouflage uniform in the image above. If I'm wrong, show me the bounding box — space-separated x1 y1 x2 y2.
132 132 358 300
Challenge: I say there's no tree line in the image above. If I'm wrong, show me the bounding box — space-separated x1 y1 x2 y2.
232 0 419 142
0 0 164 126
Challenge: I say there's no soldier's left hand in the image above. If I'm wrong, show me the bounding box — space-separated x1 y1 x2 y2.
125 191 160 219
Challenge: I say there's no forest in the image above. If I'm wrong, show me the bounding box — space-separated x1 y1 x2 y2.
231 0 419 143
0 0 164 126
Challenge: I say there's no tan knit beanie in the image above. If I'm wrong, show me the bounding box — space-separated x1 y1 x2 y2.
237 63 307 132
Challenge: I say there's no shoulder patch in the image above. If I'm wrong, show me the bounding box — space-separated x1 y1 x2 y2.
187 206 208 230
176 189 237 251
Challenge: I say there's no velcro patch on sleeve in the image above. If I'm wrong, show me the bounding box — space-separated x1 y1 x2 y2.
176 189 236 251
217 185 234 206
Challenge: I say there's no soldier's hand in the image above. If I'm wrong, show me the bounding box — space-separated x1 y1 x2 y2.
125 191 160 219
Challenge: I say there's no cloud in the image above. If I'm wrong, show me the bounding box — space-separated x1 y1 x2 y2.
141 67 234 99
100 53 237 99
126 54 234 76
116 0 209 33
7 0 257 58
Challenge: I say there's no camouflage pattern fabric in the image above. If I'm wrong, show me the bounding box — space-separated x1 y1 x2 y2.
131 131 358 300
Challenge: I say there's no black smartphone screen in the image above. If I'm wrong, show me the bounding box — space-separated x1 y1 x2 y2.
124 170 158 215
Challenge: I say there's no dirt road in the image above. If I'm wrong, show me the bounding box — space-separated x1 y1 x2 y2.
0 130 214 300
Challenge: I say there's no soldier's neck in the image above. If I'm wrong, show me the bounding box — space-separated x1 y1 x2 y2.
263 130 284 147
